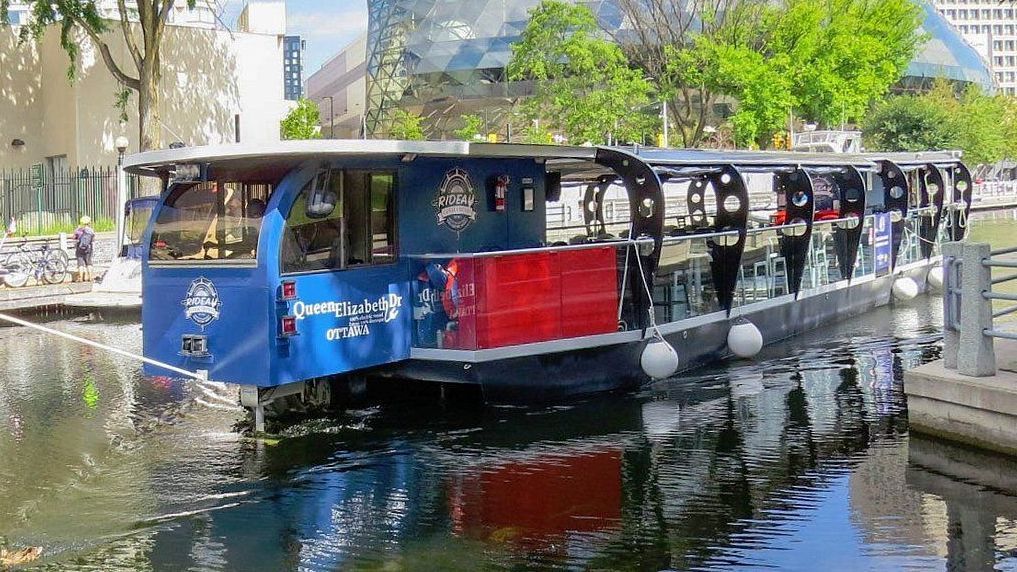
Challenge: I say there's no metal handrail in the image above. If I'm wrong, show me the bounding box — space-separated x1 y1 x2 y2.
412 237 654 260
945 241 1017 376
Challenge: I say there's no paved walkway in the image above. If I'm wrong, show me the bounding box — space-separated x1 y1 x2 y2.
0 282 93 311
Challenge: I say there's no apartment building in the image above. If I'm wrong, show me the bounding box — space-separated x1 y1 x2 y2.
934 0 1016 94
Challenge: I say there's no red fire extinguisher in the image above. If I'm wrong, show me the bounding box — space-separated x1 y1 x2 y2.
494 175 509 212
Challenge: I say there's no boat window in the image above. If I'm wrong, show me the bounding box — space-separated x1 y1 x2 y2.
281 169 397 274
149 181 271 262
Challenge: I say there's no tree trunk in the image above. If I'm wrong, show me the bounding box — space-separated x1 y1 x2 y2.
138 63 162 152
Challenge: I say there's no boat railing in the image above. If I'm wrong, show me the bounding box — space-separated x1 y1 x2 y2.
411 208 944 351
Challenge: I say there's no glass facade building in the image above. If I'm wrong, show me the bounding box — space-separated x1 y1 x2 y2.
365 0 994 138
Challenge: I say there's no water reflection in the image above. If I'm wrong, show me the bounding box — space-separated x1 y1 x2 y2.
3 213 1017 570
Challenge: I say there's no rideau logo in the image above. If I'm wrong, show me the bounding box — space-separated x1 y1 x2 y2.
182 277 221 329
433 168 477 232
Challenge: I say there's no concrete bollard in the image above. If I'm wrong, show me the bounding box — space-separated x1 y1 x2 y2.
942 242 962 370
958 242 996 377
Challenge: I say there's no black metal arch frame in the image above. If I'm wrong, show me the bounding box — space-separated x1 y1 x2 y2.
877 160 909 270
594 148 665 329
828 166 867 281
581 177 613 238
776 168 815 298
951 163 974 242
919 164 946 260
703 165 749 315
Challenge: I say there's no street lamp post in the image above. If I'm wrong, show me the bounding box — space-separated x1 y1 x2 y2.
321 96 335 139
114 135 129 256
662 100 669 148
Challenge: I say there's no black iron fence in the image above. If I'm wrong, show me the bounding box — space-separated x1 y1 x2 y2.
0 165 144 236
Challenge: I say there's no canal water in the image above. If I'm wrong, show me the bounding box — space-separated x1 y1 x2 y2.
3 214 1017 571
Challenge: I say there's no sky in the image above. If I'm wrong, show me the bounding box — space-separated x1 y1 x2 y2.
225 0 369 74
284 0 368 73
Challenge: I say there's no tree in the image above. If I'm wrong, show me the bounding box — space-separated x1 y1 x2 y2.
2 0 198 151
616 0 769 147
863 80 1017 165
765 0 924 127
507 0 653 145
616 0 923 147
388 109 426 141
862 95 957 154
453 114 485 141
280 98 322 140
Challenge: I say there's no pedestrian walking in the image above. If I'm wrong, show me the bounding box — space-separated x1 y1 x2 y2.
73 216 95 282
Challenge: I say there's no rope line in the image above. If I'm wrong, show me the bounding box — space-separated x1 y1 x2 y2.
632 246 666 342
0 311 207 381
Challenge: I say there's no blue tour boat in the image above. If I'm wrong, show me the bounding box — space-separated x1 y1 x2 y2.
123 141 971 430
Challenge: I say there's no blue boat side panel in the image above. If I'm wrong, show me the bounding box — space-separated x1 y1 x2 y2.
142 267 272 385
397 157 547 254
271 265 412 386
140 156 550 388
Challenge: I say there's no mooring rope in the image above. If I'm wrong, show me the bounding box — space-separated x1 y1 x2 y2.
0 312 207 381
632 245 666 342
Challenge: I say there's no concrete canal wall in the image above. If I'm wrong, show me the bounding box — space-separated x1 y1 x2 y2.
906 355 1017 457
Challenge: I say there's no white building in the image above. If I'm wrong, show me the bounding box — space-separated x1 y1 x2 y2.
0 1 292 168
933 0 1017 95
6 0 221 29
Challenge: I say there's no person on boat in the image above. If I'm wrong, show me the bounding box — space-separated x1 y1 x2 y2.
73 215 95 282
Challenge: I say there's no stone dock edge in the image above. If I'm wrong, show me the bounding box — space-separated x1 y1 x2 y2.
905 358 1017 457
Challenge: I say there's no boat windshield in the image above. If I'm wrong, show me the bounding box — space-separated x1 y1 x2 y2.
149 180 273 262
126 199 156 245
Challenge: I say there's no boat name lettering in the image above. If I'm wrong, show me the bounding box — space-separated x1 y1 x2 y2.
293 293 403 323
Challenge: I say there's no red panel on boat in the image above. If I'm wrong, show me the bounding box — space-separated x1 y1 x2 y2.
560 247 619 338
475 252 562 348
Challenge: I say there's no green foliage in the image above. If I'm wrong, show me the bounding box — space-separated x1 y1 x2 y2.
280 98 322 140
521 124 555 144
453 114 485 141
863 80 1017 165
17 217 116 237
671 39 793 147
862 95 956 152
766 0 924 127
507 0 652 145
388 109 426 141
620 0 923 147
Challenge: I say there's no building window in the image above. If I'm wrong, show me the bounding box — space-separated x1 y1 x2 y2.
281 169 397 274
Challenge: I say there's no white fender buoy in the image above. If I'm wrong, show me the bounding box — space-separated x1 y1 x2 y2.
641 337 679 379
927 266 944 293
892 276 919 301
728 319 763 359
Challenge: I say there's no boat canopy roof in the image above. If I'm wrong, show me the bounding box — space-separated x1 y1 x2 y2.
122 140 965 181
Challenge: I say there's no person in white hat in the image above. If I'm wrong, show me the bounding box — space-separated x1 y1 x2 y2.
73 215 95 282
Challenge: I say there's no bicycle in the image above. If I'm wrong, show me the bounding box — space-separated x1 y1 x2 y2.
3 242 69 288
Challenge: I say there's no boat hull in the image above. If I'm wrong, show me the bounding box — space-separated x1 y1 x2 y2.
385 260 935 400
